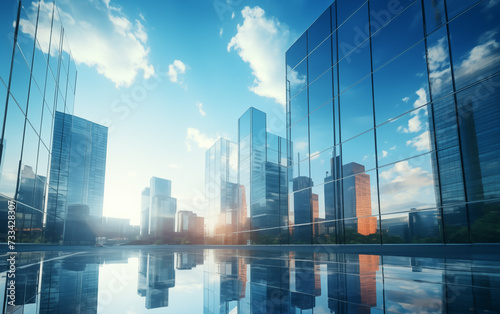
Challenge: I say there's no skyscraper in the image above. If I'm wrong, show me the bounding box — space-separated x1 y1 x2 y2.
142 176 177 237
140 187 150 236
237 107 288 244
204 138 239 244
0 0 78 243
46 111 108 243
284 0 500 244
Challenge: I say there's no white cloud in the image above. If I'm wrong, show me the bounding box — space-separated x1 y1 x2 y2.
168 60 187 83
196 102 206 116
219 27 223 37
381 150 388 158
457 38 500 77
407 130 431 151
19 0 154 88
227 6 289 106
185 128 216 152
168 164 181 169
402 96 410 103
231 11 235 19
390 145 397 150
379 160 435 211
413 87 427 109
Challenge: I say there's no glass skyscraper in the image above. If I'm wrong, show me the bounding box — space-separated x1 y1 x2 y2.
285 0 500 244
0 0 78 243
140 176 177 237
204 138 239 244
46 111 108 244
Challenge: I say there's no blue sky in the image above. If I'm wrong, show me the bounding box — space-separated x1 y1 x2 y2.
34 0 333 224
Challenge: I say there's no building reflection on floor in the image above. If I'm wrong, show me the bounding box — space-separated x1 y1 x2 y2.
1 248 499 313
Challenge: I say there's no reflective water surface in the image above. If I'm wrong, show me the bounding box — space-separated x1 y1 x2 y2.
1 248 499 313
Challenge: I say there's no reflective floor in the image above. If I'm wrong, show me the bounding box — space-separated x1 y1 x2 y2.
1 247 499 313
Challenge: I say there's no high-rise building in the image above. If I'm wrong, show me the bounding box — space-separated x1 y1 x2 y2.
284 0 500 244
237 107 288 244
46 111 108 244
0 0 78 243
140 187 150 236
140 177 177 238
204 138 239 244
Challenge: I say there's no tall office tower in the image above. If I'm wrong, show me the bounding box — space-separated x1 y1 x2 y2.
0 0 78 243
145 252 175 309
204 138 239 244
286 0 500 244
148 177 177 236
46 111 108 243
140 187 150 236
238 107 288 244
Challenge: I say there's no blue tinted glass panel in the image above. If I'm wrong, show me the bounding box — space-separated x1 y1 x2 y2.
287 33 307 72
448 1 500 90
339 78 373 141
425 27 453 100
378 153 438 214
308 68 333 112
457 82 500 201
308 8 331 52
309 101 334 154
377 105 432 167
371 1 424 70
342 130 376 173
339 45 371 92
423 0 446 34
290 88 308 126
308 37 332 82
338 2 368 58
374 42 429 125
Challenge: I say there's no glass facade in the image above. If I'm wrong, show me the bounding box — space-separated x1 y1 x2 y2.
237 108 288 244
46 111 108 244
284 0 500 244
205 138 239 244
0 0 78 243
141 177 177 238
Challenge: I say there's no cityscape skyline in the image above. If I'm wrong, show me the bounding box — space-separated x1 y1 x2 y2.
12 0 334 225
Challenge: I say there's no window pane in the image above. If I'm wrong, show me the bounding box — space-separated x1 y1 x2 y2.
381 209 442 243
309 68 333 112
371 1 424 70
307 8 331 52
309 101 334 154
422 0 446 34
310 148 334 188
339 45 371 92
308 37 332 82
469 200 500 243
442 205 469 243
374 42 429 125
457 82 500 201
286 33 307 72
338 2 368 58
448 1 500 90
290 117 309 163
0 99 25 197
289 88 308 126
27 80 43 133
446 0 481 19
288 60 307 99
340 78 374 141
425 27 453 100
337 0 365 26
378 153 438 214
376 105 432 167
342 130 376 173
10 45 31 114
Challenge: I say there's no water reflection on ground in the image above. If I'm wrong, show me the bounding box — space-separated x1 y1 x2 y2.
0 247 499 313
